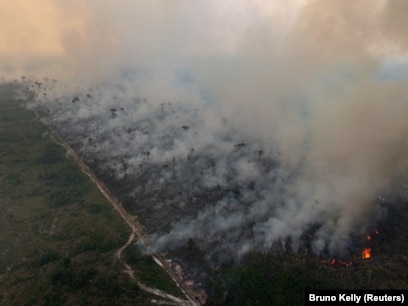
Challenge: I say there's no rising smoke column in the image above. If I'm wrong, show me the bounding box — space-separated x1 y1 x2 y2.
5 0 408 261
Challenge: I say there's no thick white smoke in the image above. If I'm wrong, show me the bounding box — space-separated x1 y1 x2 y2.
5 0 408 261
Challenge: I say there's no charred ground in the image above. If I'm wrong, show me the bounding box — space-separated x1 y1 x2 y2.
12 77 408 304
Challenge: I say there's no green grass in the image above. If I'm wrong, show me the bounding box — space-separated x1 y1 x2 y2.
0 83 180 305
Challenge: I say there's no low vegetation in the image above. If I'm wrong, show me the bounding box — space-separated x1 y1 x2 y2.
0 83 182 305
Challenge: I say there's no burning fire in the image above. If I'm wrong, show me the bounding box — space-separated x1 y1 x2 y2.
361 248 371 259
361 229 378 259
320 228 378 266
321 258 353 267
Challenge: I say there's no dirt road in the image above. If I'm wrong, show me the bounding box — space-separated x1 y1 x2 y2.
47 128 201 306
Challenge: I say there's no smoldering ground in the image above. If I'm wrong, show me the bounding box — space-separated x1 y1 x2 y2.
5 0 408 262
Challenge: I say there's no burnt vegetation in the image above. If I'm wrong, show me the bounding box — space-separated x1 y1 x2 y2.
12 78 408 304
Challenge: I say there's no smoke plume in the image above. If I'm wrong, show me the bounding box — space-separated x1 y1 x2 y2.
4 0 408 261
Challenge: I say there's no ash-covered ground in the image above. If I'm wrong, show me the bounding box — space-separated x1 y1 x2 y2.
17 75 405 264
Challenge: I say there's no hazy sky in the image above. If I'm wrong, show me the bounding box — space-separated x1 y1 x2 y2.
1 0 406 78
0 0 63 56
0 0 305 76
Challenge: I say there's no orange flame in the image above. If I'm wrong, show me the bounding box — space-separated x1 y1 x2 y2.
367 235 371 240
321 259 353 267
362 248 371 259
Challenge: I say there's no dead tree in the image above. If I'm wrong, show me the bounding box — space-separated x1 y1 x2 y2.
207 158 215 169
234 143 246 149
110 108 117 119
159 102 172 114
188 148 194 160
258 150 263 162
248 221 255 237
160 103 166 113
172 157 176 178
120 157 128 172
72 97 80 103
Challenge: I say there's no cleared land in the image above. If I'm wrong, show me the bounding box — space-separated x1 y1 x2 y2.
2 81 407 306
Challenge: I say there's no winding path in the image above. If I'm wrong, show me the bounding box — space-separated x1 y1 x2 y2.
37 115 201 305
